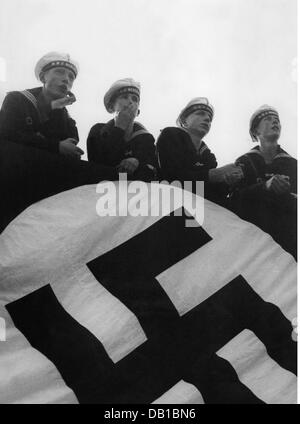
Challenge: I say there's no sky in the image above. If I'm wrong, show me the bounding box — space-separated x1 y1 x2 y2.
0 0 297 164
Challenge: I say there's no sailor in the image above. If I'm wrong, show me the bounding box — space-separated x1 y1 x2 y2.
230 105 297 258
156 97 243 204
236 104 296 194
0 51 83 159
87 78 157 181
0 52 119 232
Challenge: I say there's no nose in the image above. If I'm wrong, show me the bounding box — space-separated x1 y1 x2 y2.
62 75 69 84
62 73 72 86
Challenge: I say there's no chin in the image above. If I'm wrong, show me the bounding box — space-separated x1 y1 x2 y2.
198 129 208 138
268 135 280 143
53 92 65 100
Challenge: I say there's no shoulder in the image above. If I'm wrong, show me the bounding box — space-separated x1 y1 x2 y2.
4 90 22 98
133 121 151 135
237 146 261 161
132 121 154 141
87 124 107 146
160 126 187 135
276 146 297 162
134 121 147 131
25 87 42 97
2 87 41 107
158 126 188 141
9 87 42 99
2 90 25 103
88 123 106 136
199 140 212 153
87 124 106 152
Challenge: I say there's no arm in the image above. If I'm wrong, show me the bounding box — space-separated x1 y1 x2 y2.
0 92 60 153
132 134 157 166
234 181 267 200
200 144 218 169
287 159 297 194
234 154 267 198
129 134 158 181
87 124 126 165
67 116 79 141
42 108 79 142
233 155 293 200
157 128 213 182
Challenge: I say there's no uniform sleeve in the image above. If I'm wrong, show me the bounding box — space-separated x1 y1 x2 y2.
235 154 259 185
288 159 297 194
87 124 126 165
48 108 79 140
201 145 218 169
234 182 267 199
39 108 79 150
0 92 60 153
130 133 158 181
87 124 100 162
70 118 79 141
157 128 212 182
233 154 267 198
65 111 79 141
132 134 157 166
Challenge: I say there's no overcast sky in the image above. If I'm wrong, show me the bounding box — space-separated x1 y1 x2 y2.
0 0 297 164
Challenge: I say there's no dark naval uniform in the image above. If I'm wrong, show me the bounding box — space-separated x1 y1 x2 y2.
87 119 158 181
0 87 117 232
230 145 297 259
235 145 297 194
156 126 227 204
0 87 78 152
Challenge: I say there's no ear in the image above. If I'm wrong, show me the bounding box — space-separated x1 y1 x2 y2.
255 128 261 139
250 130 259 142
39 71 46 84
181 118 187 128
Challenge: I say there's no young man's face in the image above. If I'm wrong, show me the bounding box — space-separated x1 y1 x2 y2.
184 109 212 137
114 93 139 115
255 114 281 142
42 67 75 99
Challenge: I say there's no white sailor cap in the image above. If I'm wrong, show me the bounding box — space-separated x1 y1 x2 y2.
104 78 140 113
176 97 214 127
34 52 79 81
250 105 279 140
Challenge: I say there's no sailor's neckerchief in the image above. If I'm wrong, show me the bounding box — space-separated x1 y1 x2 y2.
239 145 295 185
179 126 209 157
101 119 150 141
20 87 71 123
245 145 293 161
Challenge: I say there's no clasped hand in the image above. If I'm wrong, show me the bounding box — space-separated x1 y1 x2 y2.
117 157 139 174
209 164 244 186
59 138 84 159
265 174 290 195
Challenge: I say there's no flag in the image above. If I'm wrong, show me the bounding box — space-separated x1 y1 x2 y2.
0 182 297 404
